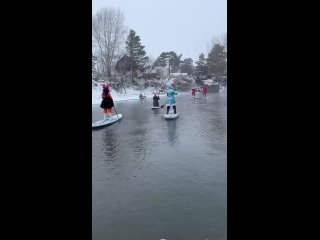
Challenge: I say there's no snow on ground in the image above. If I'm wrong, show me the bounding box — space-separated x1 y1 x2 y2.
92 85 190 105
92 78 185 105
92 79 225 105
92 86 166 105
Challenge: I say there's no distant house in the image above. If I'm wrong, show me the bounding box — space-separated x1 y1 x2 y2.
203 79 220 93
170 73 188 78
115 55 143 77
153 66 168 79
207 84 220 93
141 72 159 79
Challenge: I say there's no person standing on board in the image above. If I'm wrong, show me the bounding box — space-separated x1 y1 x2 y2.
195 86 201 98
191 87 196 98
202 84 207 98
153 93 160 107
165 86 178 114
100 83 114 120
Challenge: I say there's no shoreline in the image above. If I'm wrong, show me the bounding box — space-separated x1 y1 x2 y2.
92 88 226 105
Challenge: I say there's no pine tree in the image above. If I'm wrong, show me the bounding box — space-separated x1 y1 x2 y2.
152 51 182 78
125 30 149 79
180 58 194 75
167 51 182 73
207 44 227 83
194 53 209 80
153 52 169 68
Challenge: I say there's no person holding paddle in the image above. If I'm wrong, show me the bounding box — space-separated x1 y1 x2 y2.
100 83 114 120
153 93 160 107
161 85 178 114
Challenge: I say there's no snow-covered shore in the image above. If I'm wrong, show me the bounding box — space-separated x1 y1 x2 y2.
92 81 226 105
92 86 165 105
92 79 175 105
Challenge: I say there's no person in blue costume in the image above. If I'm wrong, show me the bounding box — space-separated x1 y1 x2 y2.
166 85 178 114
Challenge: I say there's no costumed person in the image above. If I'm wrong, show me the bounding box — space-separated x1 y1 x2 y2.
202 84 207 98
196 86 201 98
166 86 178 114
191 87 196 98
100 83 114 120
153 93 160 107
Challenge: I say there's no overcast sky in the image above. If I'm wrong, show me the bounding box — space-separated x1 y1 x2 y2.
92 0 227 62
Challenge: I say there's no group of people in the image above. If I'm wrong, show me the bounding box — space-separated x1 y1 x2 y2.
99 83 211 119
100 83 210 119
192 84 207 98
151 87 178 114
99 84 179 120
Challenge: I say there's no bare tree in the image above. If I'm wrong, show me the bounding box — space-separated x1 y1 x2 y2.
92 7 127 79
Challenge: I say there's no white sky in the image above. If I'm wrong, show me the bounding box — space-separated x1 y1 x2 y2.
92 0 227 62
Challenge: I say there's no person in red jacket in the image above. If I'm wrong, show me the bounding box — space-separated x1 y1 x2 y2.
191 88 196 98
202 84 207 98
100 83 114 120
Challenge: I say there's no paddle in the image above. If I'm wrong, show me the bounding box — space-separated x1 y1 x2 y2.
113 106 120 120
160 102 166 108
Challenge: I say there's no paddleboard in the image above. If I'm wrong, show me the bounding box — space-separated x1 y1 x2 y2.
92 114 123 129
163 113 179 120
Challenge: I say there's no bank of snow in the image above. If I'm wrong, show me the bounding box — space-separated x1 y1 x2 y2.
92 86 165 105
93 78 181 105
92 78 223 105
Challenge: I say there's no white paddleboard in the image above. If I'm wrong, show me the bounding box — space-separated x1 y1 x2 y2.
92 114 123 129
151 106 160 109
163 113 179 120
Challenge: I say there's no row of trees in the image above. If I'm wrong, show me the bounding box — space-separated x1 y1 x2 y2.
149 44 227 85
92 7 227 86
125 30 149 81
194 43 227 84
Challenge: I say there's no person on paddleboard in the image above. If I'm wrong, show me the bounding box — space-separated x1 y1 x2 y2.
202 84 207 98
195 86 201 98
191 87 196 98
166 85 178 114
100 83 114 120
153 93 160 107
